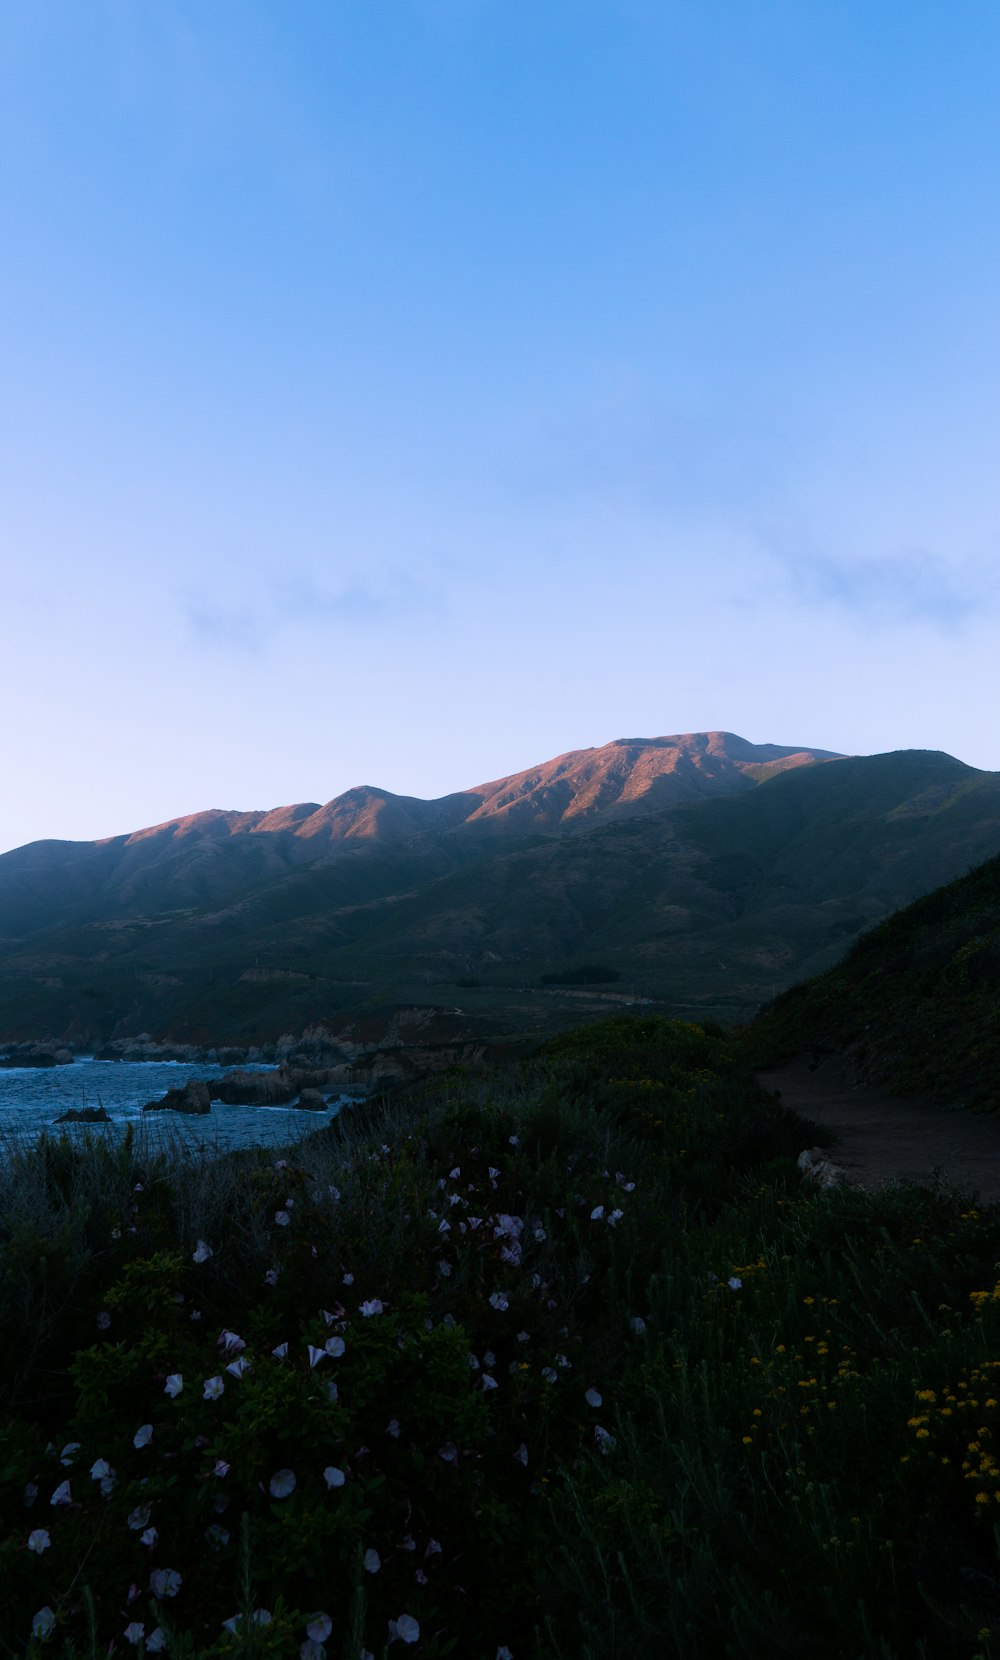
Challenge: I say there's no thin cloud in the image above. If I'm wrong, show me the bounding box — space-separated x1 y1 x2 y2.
180 568 444 654
788 551 991 632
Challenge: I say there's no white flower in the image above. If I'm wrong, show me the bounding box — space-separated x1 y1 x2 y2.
164 1374 183 1397
630 1315 647 1335
728 1276 743 1291
60 1442 80 1466
150 1567 182 1597
226 1356 251 1379
214 1458 230 1477
272 1341 288 1358
133 1424 153 1448
386 1419 401 1438
147 1630 166 1652
218 1329 245 1354
498 1649 514 1659
32 1607 56 1639
141 1527 158 1548
541 1367 557 1383
391 1613 420 1644
50 1480 72 1506
204 1375 225 1400
489 1292 509 1311
192 1240 213 1263
482 1373 498 1391
324 1335 346 1358
608 1209 624 1227
585 1388 603 1408
326 1380 339 1403
438 1442 458 1464
488 1167 499 1179
27 1528 51 1552
265 1267 280 1286
307 1613 333 1642
308 1345 328 1368
205 1524 230 1549
342 1271 354 1285
425 1537 442 1556
128 1505 152 1531
595 1426 617 1454
269 1469 296 1499
323 1466 346 1488
124 1623 145 1646
301 1643 326 1660
223 1610 272 1633
274 1210 290 1226
96 1311 111 1329
590 1205 604 1221
437 1260 452 1277
360 1298 384 1317
364 1547 381 1573
514 1443 528 1465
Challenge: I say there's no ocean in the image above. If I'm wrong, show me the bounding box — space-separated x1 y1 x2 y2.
0 1058 353 1157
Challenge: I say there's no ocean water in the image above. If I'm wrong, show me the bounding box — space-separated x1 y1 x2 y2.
0 1058 355 1158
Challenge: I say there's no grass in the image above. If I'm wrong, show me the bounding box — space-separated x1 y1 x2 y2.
1 1016 999 1656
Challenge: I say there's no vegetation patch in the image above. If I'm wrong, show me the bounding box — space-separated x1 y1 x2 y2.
1 1017 999 1655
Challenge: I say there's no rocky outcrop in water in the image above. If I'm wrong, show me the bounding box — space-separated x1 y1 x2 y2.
53 1105 112 1124
142 1080 212 1115
1 1042 75 1067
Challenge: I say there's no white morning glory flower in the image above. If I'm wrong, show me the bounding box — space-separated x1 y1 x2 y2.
324 1335 345 1358
164 1374 183 1397
218 1329 245 1354
489 1292 509 1311
306 1613 333 1642
438 1442 458 1464
50 1481 72 1506
585 1388 603 1408
364 1547 381 1573
140 1527 158 1548
149 1567 182 1597
32 1607 56 1639
386 1419 401 1438
205 1524 230 1549
226 1356 251 1379
274 1210 290 1226
728 1276 743 1291
360 1298 384 1316
192 1240 213 1264
203 1376 225 1400
128 1505 151 1531
146 1631 166 1653
482 1374 498 1391
437 1260 452 1277
133 1424 153 1448
27 1529 51 1552
590 1205 605 1221
272 1341 289 1359
300 1643 326 1660
391 1613 420 1644
96 1311 111 1330
59 1443 80 1466
514 1443 528 1465
323 1466 346 1488
124 1623 145 1646
608 1209 624 1226
308 1345 328 1368
269 1469 296 1499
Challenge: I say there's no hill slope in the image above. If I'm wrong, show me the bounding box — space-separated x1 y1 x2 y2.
746 846 1000 1108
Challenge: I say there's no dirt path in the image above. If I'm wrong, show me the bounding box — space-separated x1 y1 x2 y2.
757 1060 1000 1203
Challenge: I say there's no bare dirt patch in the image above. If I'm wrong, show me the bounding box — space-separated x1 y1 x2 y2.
758 1059 1000 1203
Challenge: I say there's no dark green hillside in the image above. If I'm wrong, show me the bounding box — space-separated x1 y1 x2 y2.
747 850 1000 1108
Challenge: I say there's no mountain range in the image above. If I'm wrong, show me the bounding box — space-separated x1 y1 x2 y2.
2 729 1000 1045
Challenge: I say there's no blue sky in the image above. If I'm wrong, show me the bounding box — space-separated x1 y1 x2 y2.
2 1 999 851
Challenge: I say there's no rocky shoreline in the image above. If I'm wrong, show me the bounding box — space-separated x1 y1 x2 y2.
1 1007 504 1110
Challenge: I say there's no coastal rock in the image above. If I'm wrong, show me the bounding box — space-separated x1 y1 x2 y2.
797 1146 844 1189
53 1105 111 1124
0 1043 75 1068
143 1079 212 1115
294 1088 328 1111
208 1070 297 1107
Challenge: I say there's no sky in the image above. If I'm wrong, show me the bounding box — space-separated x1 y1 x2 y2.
2 0 999 852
